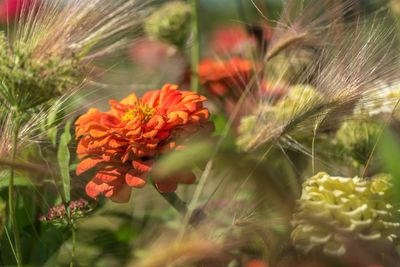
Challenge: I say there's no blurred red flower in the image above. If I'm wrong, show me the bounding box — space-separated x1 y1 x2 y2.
259 80 288 103
128 37 183 69
210 24 272 55
128 37 187 84
211 25 256 54
75 84 211 203
0 0 37 23
246 260 269 267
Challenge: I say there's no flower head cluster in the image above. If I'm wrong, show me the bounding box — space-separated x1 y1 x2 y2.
75 84 211 202
39 199 91 227
144 1 191 47
0 32 80 110
291 172 400 257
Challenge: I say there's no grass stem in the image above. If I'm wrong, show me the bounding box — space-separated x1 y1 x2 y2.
154 184 206 226
70 225 76 267
190 0 200 92
8 112 22 267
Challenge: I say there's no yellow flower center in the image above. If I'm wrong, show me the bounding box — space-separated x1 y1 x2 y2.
121 103 155 123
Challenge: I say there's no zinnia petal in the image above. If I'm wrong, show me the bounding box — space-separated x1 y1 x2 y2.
155 179 178 192
132 160 153 173
95 168 126 183
120 93 139 105
76 157 103 175
176 172 196 184
125 169 146 187
110 185 132 203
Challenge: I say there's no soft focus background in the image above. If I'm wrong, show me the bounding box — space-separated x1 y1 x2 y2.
1 0 400 267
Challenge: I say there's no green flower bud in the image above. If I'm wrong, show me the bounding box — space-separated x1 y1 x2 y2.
291 172 400 257
335 120 381 167
144 1 191 47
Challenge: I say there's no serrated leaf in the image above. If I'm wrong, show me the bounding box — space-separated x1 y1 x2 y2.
57 120 72 203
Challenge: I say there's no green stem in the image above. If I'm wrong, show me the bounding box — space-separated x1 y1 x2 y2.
159 191 188 215
190 0 200 92
8 112 22 267
70 225 76 267
154 184 206 226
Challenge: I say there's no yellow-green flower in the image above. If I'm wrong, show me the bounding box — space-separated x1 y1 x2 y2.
291 172 399 257
144 1 191 47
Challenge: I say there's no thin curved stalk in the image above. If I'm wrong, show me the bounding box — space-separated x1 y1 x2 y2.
265 32 307 61
311 119 322 174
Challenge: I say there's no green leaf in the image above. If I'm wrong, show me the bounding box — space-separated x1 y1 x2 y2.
0 173 32 188
48 127 58 147
152 140 213 176
378 130 400 204
57 120 72 203
46 98 66 146
211 114 236 149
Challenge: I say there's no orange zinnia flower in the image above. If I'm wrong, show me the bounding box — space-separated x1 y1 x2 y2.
75 84 211 203
199 57 254 98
